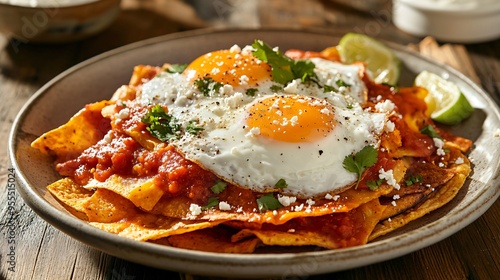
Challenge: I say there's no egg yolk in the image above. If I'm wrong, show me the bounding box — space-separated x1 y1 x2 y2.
184 50 272 87
246 95 336 143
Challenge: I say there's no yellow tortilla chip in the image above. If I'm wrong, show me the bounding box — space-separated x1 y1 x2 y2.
90 216 224 242
86 175 164 211
231 199 385 250
369 152 471 240
167 226 261 253
31 100 112 161
47 177 93 220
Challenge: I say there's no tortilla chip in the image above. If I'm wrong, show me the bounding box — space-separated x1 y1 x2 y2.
369 153 471 240
82 188 138 223
47 178 94 220
31 101 112 161
90 216 224 242
232 199 385 249
168 226 261 253
86 175 164 211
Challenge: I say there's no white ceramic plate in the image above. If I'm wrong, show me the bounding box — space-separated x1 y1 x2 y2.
9 29 500 278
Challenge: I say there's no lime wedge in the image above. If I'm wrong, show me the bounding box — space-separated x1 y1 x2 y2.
415 70 474 125
338 33 401 84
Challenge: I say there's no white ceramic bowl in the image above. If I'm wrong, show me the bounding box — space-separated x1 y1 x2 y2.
393 0 500 43
0 0 121 43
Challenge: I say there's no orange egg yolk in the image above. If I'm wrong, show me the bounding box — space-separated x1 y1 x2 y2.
246 95 336 143
184 50 272 87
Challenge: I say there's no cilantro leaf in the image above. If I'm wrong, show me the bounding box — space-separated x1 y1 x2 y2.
141 105 180 142
211 180 227 194
343 145 379 189
336 79 351 87
251 40 317 84
245 88 258 96
420 125 442 139
194 77 223 96
186 120 204 135
166 64 187 74
256 193 282 212
274 179 288 189
202 197 219 210
405 174 423 186
366 178 383 191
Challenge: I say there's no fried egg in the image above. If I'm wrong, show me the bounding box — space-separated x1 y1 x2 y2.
138 45 389 198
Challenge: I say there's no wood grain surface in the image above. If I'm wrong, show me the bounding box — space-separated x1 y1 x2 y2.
1 1 499 279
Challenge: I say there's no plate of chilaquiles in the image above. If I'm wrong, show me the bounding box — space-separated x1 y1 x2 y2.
9 29 500 278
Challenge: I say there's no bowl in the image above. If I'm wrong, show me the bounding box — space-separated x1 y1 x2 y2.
0 0 121 43
393 0 500 43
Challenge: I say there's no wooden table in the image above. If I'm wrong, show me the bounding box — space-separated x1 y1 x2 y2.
1 1 498 279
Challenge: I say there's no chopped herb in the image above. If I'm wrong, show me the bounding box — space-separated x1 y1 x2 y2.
323 85 336 93
246 88 258 96
420 125 442 139
270 85 283 92
366 178 384 191
405 174 423 186
194 77 223 96
202 197 219 210
336 79 351 87
251 40 317 84
211 180 227 194
186 120 204 135
343 145 379 189
141 105 180 142
274 179 288 189
256 193 282 212
347 103 354 109
166 64 187 74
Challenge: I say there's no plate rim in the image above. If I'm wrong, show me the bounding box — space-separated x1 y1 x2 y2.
8 27 500 278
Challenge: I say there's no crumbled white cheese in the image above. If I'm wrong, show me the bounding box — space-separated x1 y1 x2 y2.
218 201 231 211
239 75 249 86
393 194 400 200
375 99 395 113
189 203 202 216
391 201 397 206
245 127 261 138
294 204 304 212
278 195 297 207
117 108 130 119
284 79 298 94
385 120 395 132
379 168 400 190
433 138 445 156
455 157 465 164
306 199 315 206
230 44 241 53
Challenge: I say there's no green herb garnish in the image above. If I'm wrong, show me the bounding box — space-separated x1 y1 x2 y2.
141 105 180 142
323 85 336 93
366 178 384 191
211 180 227 194
252 40 317 84
270 85 283 92
420 125 442 139
186 120 204 135
405 174 423 186
246 88 258 96
274 179 288 189
194 77 223 96
166 64 188 74
382 82 399 92
202 197 219 210
256 193 282 212
336 79 351 87
343 145 379 189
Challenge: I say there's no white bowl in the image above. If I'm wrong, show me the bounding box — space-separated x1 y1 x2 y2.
0 0 121 43
393 0 500 43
